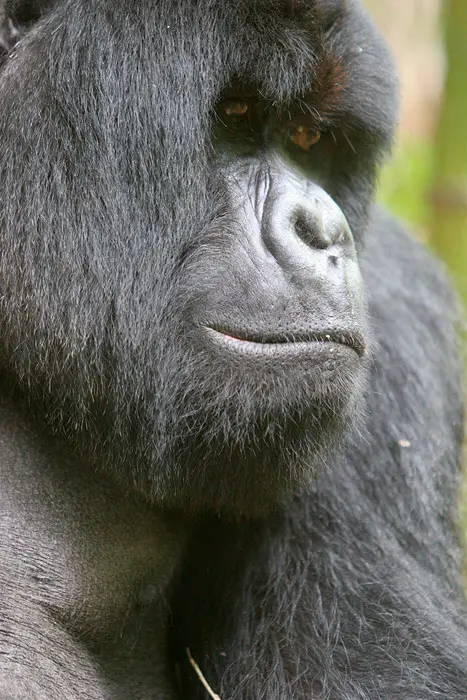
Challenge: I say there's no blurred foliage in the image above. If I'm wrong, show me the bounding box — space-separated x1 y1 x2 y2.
430 0 467 307
378 140 434 236
377 1 467 301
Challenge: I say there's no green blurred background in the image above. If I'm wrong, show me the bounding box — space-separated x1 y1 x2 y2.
366 0 467 550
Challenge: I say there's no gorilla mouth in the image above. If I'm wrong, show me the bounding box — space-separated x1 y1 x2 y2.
205 325 366 356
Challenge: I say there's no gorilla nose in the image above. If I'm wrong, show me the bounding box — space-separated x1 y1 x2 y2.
261 182 356 285
291 196 351 249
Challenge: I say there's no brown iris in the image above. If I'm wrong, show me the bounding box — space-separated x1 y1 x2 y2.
223 102 249 116
289 125 321 152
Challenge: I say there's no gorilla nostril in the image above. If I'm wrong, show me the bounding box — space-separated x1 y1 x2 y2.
293 212 329 250
294 215 309 239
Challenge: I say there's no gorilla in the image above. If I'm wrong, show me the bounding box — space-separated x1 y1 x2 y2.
1 0 467 698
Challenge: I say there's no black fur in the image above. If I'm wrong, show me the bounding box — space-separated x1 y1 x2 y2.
0 0 466 698
173 214 467 698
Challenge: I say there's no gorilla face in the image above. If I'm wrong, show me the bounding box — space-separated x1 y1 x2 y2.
0 0 397 514
176 154 367 513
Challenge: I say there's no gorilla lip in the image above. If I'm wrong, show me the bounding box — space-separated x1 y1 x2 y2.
204 326 366 356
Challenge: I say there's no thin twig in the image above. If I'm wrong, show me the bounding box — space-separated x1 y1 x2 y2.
186 647 222 700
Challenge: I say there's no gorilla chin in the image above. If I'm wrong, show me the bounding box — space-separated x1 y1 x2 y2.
159 325 368 516
170 392 363 517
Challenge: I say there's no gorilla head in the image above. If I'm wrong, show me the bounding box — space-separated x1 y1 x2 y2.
0 0 396 514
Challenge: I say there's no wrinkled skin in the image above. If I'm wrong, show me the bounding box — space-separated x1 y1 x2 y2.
0 1 466 699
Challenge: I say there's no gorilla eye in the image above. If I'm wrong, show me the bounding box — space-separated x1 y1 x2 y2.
223 102 249 117
216 100 253 127
216 97 262 132
214 98 266 146
289 125 321 152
